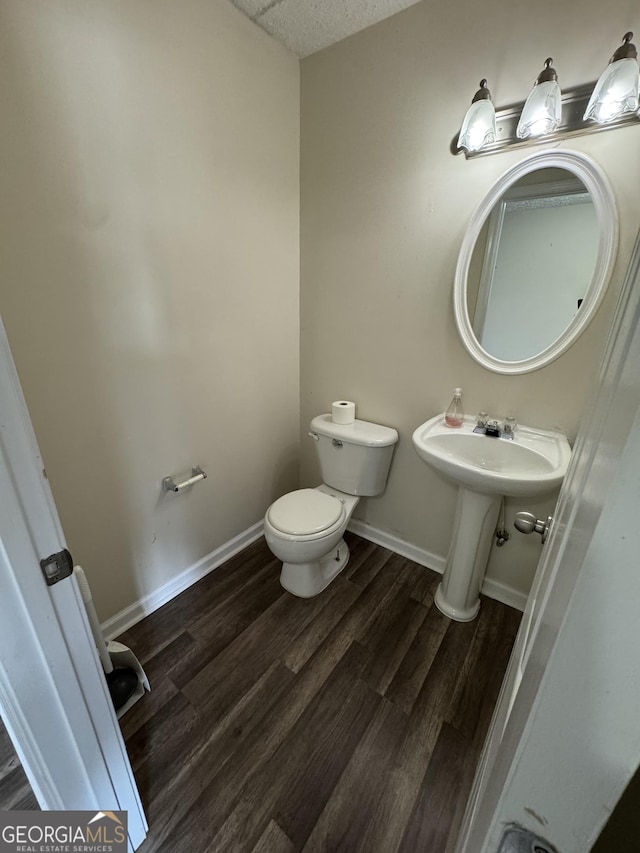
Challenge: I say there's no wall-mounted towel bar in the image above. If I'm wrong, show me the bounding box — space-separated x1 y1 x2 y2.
162 466 207 493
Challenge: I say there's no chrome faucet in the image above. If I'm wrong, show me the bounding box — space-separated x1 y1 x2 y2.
502 416 517 439
474 414 516 439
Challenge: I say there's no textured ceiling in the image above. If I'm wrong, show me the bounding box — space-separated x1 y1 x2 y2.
230 0 423 58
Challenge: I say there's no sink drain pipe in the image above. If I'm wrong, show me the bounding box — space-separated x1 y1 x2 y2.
495 497 510 546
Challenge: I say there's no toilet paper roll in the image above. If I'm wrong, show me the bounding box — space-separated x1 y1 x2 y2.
332 400 356 425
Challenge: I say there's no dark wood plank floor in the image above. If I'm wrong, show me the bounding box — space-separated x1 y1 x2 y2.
118 532 520 853
0 716 39 811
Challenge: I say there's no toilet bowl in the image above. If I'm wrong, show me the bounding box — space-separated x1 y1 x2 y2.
264 485 359 597
264 413 398 597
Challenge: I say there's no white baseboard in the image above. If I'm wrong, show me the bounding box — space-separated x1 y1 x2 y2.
103 516 525 640
101 521 265 640
348 518 526 612
480 577 528 613
348 518 446 574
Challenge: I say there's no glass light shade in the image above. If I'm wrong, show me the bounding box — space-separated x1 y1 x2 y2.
458 100 497 153
583 57 640 123
516 80 562 139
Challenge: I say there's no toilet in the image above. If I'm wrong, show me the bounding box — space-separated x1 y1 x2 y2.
264 413 398 597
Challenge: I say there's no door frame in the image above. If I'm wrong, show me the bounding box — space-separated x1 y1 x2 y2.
456 227 640 852
0 318 146 850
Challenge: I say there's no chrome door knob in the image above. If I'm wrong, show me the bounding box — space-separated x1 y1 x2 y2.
514 511 552 543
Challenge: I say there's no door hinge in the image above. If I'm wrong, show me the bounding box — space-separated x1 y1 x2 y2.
498 825 558 853
40 549 73 587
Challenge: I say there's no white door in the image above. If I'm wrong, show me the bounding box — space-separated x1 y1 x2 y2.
0 317 147 851
457 228 640 852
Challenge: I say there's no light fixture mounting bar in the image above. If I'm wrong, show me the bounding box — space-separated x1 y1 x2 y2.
452 82 640 158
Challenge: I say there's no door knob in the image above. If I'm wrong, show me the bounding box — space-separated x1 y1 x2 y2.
514 511 552 543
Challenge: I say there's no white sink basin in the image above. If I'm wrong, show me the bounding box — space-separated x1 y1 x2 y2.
412 414 571 498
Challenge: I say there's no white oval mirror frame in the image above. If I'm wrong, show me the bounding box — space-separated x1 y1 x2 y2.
453 150 619 374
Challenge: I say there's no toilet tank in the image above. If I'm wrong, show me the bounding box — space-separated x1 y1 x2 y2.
310 414 399 497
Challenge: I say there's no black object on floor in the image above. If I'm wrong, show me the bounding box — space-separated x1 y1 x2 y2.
106 667 139 711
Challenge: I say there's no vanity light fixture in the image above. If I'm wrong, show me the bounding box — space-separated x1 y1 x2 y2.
458 80 497 153
583 32 640 123
516 58 562 139
453 29 640 158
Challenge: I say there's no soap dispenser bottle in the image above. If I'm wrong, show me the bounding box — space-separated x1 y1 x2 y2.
445 388 464 428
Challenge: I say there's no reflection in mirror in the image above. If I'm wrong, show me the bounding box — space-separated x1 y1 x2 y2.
467 169 598 361
454 151 618 374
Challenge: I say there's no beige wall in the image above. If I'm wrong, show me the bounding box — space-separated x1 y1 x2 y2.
2 0 638 620
300 0 640 598
0 0 300 620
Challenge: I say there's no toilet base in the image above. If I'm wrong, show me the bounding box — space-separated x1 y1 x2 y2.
280 538 350 598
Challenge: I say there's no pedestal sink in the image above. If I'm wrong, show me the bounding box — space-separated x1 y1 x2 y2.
412 414 571 621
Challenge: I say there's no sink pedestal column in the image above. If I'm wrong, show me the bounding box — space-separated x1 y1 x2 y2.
435 487 501 622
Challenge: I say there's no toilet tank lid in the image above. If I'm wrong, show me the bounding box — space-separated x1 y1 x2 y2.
311 414 399 447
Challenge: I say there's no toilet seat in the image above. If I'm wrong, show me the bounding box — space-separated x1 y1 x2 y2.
267 488 345 539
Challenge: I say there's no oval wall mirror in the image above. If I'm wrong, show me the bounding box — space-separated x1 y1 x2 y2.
453 151 618 374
